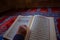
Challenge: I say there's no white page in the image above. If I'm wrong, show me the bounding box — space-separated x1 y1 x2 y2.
3 15 33 40
29 16 57 40
48 17 57 40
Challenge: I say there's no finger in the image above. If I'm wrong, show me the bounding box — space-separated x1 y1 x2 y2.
19 25 27 30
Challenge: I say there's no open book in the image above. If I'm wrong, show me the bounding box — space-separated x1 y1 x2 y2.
3 15 57 40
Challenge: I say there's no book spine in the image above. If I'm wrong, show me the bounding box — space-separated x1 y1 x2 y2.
25 16 34 40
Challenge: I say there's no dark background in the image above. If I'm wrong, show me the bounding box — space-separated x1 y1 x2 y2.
0 0 60 13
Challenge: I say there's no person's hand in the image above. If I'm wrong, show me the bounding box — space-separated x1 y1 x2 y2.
17 25 28 37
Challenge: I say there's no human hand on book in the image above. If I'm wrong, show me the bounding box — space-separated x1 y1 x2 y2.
17 25 28 37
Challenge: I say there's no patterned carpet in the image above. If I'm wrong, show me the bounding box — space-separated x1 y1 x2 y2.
0 8 60 40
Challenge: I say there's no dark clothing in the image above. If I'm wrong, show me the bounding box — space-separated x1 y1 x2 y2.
13 34 24 40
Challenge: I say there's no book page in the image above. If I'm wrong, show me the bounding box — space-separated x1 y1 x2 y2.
29 16 57 40
47 17 57 40
3 15 33 40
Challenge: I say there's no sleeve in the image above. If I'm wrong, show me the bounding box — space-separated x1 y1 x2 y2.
13 34 24 40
